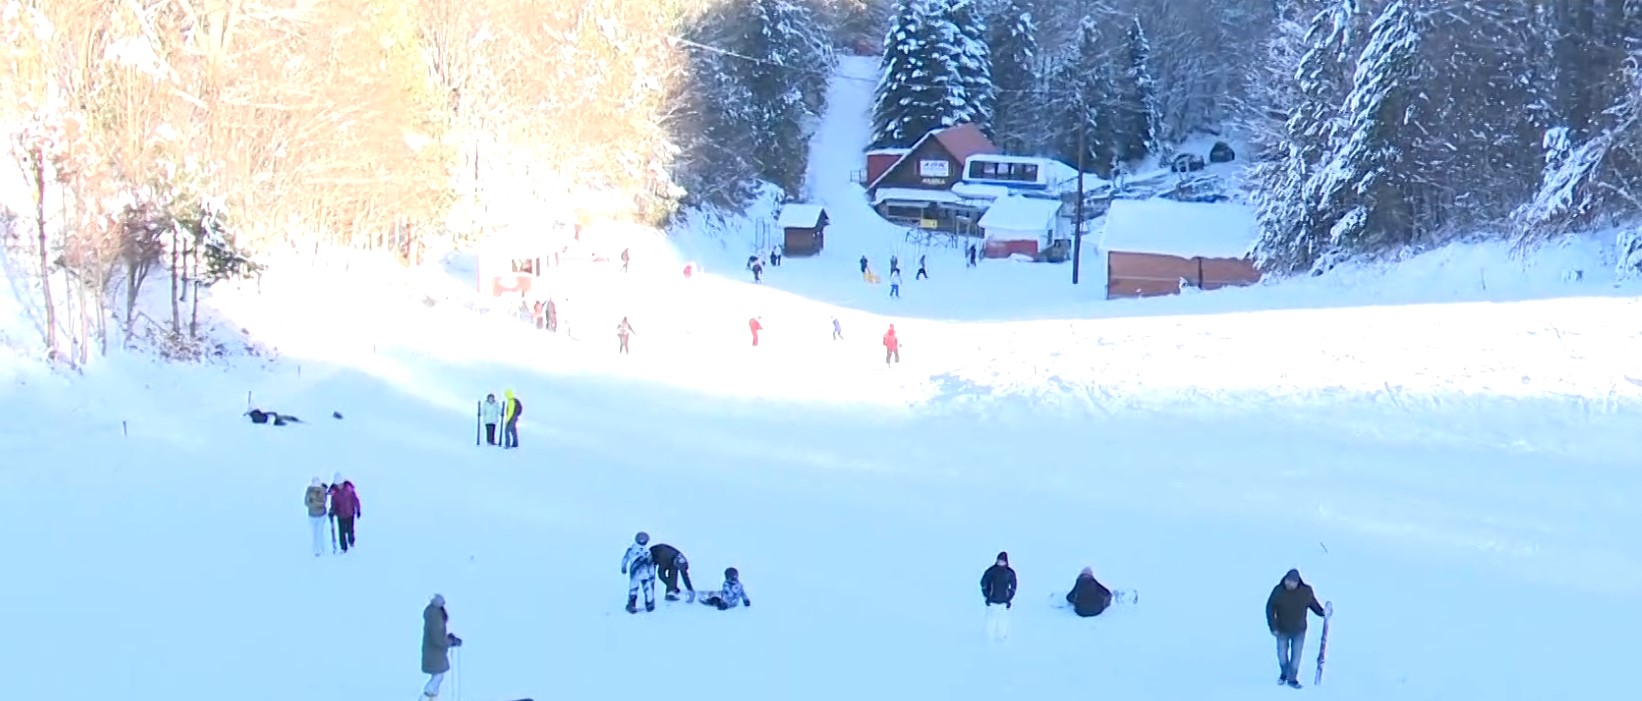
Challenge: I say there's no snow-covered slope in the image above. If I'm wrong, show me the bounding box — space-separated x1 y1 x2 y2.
3 56 1642 701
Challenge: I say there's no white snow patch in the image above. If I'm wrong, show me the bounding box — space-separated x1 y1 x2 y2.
777 203 825 229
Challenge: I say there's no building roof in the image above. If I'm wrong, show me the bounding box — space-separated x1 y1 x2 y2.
1099 198 1257 259
777 203 825 228
866 123 998 191
866 147 911 156
978 196 1062 238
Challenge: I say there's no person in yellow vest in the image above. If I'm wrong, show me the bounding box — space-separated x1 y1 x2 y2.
502 389 523 449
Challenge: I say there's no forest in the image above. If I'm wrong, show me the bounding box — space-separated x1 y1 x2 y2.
2 0 1641 366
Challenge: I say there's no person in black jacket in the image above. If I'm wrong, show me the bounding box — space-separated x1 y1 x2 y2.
1266 568 1327 688
1065 567 1112 617
979 551 1016 641
650 542 695 601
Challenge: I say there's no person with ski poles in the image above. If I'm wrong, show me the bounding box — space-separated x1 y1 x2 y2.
420 594 462 701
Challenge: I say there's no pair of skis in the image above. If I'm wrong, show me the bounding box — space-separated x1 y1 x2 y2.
1313 601 1333 686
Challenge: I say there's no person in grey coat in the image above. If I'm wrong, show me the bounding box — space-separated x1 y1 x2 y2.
421 594 462 701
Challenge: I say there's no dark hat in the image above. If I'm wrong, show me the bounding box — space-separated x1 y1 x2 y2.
996 551 1008 564
1284 568 1302 583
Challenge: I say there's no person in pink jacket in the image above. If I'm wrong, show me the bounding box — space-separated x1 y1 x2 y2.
327 473 361 553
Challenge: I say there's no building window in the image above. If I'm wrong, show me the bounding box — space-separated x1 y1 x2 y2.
968 160 1040 183
918 159 950 178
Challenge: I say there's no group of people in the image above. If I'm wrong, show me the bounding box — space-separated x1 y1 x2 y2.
301 474 362 555
980 554 1330 688
620 531 751 613
747 247 783 283
858 253 931 298
478 391 524 448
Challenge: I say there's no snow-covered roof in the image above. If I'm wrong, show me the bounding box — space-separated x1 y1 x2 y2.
950 182 1013 200
777 203 825 228
978 196 1062 235
866 148 911 156
1099 198 1256 259
963 154 1082 190
873 187 963 204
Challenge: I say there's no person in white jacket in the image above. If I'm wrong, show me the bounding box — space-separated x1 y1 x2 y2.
304 477 328 556
479 394 503 445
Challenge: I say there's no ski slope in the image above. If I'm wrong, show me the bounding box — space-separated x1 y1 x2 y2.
3 56 1642 701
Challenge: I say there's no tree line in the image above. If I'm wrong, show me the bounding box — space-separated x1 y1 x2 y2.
869 0 1642 275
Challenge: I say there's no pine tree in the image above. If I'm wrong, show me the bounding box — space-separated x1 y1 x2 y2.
871 0 969 149
726 0 834 195
1111 15 1158 163
1048 15 1119 177
949 0 996 134
985 0 1039 153
1307 0 1423 263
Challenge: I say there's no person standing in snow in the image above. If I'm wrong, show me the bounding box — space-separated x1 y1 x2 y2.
698 567 752 610
501 389 522 449
831 316 842 341
889 254 900 276
882 324 900 367
617 317 635 354
480 393 502 446
328 474 361 553
889 269 901 298
916 254 928 280
546 298 558 332
980 551 1016 641
1065 567 1112 617
621 531 657 613
420 594 462 701
304 478 328 556
621 247 630 273
770 245 782 267
650 542 695 602
859 255 869 276
749 317 762 347
751 259 764 283
1267 568 1327 688
966 244 978 267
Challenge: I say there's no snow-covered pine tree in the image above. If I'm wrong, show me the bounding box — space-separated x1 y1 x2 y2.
1113 15 1158 163
1249 0 1361 273
985 0 1039 153
948 0 996 135
722 0 834 195
871 0 970 149
1048 15 1119 177
1306 0 1423 264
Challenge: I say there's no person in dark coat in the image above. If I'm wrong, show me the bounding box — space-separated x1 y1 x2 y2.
1065 567 1113 617
980 551 1016 641
421 594 462 701
1266 568 1326 688
650 542 695 601
327 474 361 553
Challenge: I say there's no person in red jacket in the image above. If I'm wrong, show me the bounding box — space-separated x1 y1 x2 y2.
882 324 900 367
327 473 362 553
749 317 762 346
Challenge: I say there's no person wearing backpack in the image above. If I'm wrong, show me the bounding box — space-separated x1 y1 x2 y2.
303 478 328 556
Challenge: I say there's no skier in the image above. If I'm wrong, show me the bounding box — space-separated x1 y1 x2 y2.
328 474 361 553
749 317 762 347
621 531 657 613
479 393 502 445
1064 567 1112 617
752 259 763 283
831 316 842 341
916 254 928 280
420 594 462 701
889 269 901 298
304 477 328 556
1267 568 1327 688
650 542 695 601
882 324 900 367
889 254 900 275
980 551 1015 641
502 389 522 449
698 567 752 610
617 317 635 354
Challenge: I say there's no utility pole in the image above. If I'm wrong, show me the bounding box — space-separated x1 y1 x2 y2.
1072 92 1086 285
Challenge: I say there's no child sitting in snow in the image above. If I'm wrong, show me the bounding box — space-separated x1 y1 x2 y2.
698 567 752 610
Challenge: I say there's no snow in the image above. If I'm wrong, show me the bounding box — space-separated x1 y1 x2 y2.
1101 198 1258 259
949 181 1012 200
872 186 964 204
7 53 1642 701
978 195 1061 236
776 203 825 229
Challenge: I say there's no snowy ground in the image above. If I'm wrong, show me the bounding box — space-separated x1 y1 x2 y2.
3 56 1642 701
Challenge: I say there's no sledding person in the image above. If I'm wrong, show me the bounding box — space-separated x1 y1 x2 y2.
980 551 1016 641
882 324 900 367
698 567 752 610
480 393 502 445
304 477 328 557
420 594 462 701
1267 568 1327 688
501 389 522 449
617 317 635 354
328 473 361 553
749 317 762 346
621 531 657 613
650 542 695 601
1065 567 1112 617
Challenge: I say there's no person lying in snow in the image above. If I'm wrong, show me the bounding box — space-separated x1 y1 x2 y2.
1065 567 1113 617
246 408 301 425
698 567 751 610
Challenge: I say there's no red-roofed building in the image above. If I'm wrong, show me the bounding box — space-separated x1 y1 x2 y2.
865 123 998 233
